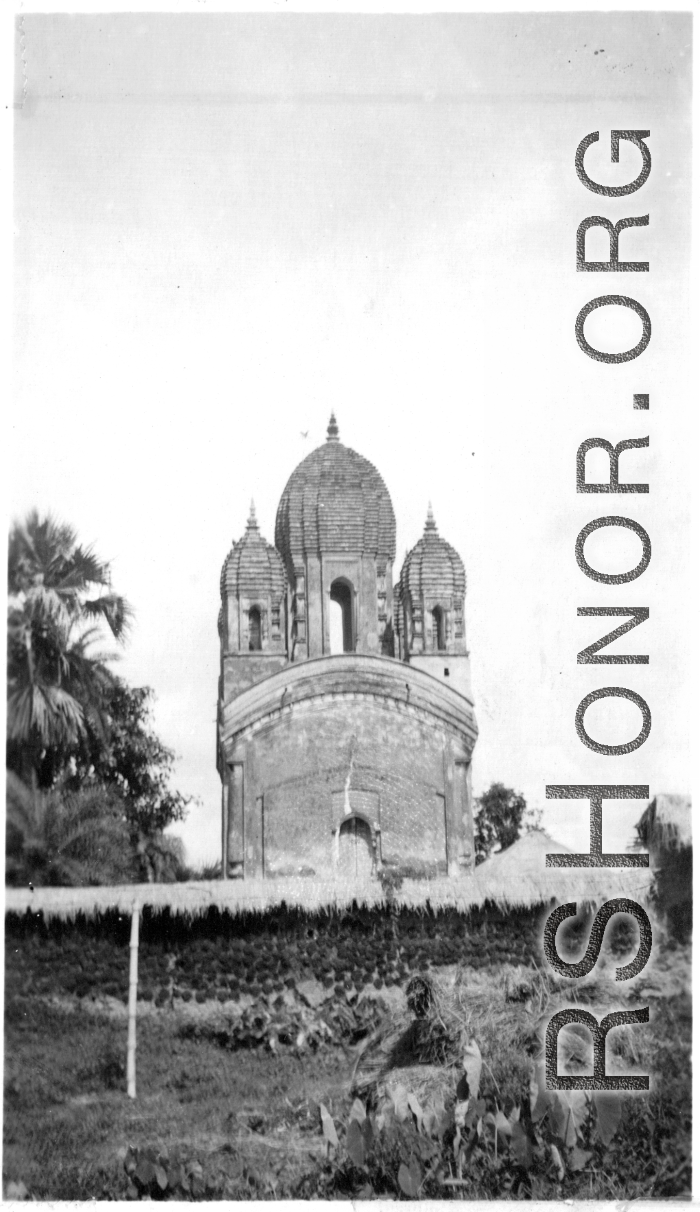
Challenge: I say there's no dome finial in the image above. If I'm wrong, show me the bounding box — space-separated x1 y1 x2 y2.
425 502 437 532
326 412 340 443
246 499 259 531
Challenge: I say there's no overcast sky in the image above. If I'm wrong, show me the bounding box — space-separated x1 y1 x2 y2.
12 12 692 866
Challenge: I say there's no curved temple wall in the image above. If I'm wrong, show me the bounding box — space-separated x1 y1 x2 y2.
219 655 477 881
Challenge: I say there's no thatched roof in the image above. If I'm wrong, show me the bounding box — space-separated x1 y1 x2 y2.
473 829 653 909
636 794 692 851
4 877 384 922
4 842 654 922
477 829 571 875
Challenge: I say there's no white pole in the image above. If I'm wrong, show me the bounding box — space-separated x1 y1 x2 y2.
127 906 140 1099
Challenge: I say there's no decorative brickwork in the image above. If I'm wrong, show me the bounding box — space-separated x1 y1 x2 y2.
219 502 289 706
217 418 477 883
220 502 287 655
220 502 285 601
275 414 396 574
397 505 467 658
394 506 472 700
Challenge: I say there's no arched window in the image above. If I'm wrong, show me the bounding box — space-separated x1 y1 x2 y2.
248 606 262 651
329 579 354 654
432 606 446 652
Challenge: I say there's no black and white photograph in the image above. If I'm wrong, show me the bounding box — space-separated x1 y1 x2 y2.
5 5 693 1201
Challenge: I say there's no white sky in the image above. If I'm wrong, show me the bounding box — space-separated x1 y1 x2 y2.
11 12 693 866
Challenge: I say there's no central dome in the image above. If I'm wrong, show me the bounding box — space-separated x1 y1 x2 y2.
275 415 396 571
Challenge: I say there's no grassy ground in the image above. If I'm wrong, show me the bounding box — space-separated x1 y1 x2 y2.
3 944 692 1200
3 995 352 1200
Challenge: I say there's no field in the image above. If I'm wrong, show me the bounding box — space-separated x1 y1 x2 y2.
3 906 692 1200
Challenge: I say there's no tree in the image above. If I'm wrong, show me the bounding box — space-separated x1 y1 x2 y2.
70 680 191 843
473 782 541 865
7 512 191 886
6 771 133 887
7 511 131 786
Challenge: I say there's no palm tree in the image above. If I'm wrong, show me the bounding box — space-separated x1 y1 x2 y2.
7 511 132 785
8 511 131 635
6 771 134 887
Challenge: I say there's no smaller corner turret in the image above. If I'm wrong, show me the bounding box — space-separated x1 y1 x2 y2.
396 505 472 700
218 501 288 707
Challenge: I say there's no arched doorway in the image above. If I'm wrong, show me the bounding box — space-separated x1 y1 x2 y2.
337 816 374 878
330 579 354 653
248 606 262 651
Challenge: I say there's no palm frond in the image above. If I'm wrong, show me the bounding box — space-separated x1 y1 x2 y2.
82 594 133 641
9 511 76 593
58 543 110 591
24 585 74 628
7 685 85 746
6 777 134 887
9 513 131 632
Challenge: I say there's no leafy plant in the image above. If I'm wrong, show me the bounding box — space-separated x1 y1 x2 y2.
5 771 133 887
177 993 385 1054
308 1038 629 1199
122 1145 223 1200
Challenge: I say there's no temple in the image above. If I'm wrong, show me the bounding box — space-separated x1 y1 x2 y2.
217 416 478 880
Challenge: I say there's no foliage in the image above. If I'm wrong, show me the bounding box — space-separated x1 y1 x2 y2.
7 512 191 883
4 929 692 1202
177 991 385 1053
122 1145 224 1200
69 679 191 881
8 511 131 637
68 680 191 843
5 770 133 887
7 511 132 787
306 1052 637 1199
473 782 541 865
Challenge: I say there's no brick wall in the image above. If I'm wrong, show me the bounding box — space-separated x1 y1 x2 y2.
222 653 288 701
232 696 469 879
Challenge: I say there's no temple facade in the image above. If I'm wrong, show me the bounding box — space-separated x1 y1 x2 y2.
217 416 478 881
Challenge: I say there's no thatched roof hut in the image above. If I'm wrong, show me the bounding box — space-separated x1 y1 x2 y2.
635 795 692 941
636 794 691 854
476 829 571 874
472 829 653 910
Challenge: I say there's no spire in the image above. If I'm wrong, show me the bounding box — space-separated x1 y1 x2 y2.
246 499 259 532
425 502 437 533
326 412 340 443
